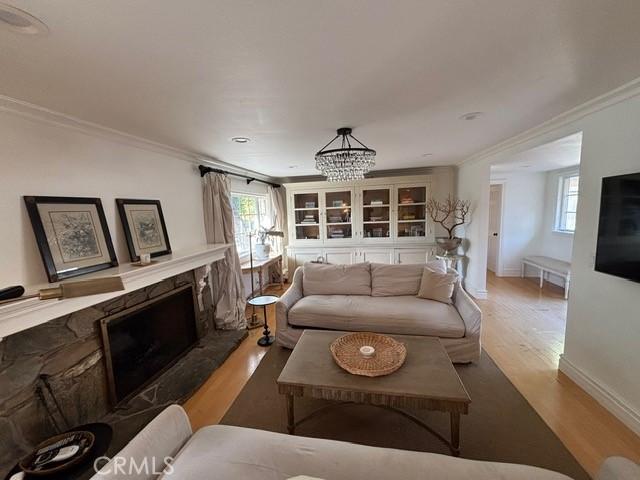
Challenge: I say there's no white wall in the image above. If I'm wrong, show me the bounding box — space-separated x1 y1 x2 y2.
457 160 490 299
0 109 207 287
490 172 546 276
458 92 640 434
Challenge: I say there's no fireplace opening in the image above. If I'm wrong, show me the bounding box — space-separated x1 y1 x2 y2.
100 284 199 405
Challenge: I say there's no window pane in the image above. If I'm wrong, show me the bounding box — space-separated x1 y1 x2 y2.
567 176 579 193
564 212 576 231
231 193 267 255
566 194 578 212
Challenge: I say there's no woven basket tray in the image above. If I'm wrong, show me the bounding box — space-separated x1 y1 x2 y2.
330 332 407 377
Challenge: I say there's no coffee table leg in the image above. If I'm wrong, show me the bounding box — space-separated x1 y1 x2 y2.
450 412 460 456
286 394 295 434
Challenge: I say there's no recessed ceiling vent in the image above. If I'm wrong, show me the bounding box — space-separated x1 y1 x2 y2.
0 3 48 35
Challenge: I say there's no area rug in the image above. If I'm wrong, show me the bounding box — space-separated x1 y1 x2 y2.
221 346 589 480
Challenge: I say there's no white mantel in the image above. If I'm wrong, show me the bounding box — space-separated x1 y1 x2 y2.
0 243 230 339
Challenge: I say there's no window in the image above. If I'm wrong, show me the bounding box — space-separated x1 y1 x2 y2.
231 193 269 256
555 173 579 233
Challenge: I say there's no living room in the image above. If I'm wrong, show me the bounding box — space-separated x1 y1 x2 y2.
1 1 639 479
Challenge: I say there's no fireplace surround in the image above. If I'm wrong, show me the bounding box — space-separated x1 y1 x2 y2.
0 269 247 478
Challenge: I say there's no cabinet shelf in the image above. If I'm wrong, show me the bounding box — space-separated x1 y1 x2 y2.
363 220 390 224
295 223 320 226
294 207 319 211
326 222 352 226
398 202 426 207
398 219 426 223
363 204 390 208
326 206 351 210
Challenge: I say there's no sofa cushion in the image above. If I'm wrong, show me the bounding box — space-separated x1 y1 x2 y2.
303 262 371 296
288 295 465 338
160 424 571 480
371 259 446 296
417 268 459 304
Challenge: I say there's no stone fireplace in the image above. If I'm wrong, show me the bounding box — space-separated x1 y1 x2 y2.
0 268 246 477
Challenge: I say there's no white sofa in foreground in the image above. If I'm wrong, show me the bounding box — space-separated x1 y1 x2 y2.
91 405 639 480
276 262 482 363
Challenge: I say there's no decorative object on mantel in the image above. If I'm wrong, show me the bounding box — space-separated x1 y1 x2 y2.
0 276 124 305
330 332 407 377
116 199 172 262
255 227 284 260
24 196 118 282
0 285 25 302
426 195 471 255
315 127 376 182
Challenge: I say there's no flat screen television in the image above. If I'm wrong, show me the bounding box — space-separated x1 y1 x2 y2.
594 172 640 283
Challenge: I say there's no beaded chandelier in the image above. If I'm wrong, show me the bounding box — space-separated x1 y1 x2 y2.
315 127 376 182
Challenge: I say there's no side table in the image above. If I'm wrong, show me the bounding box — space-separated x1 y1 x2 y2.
247 295 278 346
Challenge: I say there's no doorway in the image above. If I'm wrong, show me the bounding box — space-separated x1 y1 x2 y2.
487 183 503 274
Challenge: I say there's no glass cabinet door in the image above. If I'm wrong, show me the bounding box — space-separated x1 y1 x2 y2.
361 187 391 239
396 185 427 238
293 192 320 240
324 190 352 240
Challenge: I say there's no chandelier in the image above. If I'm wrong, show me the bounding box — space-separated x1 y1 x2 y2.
315 127 376 182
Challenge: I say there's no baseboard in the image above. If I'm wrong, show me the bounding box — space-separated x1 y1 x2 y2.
465 286 488 300
559 355 640 436
500 268 522 277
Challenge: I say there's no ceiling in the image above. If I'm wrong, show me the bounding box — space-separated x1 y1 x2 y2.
490 132 582 175
2 1 640 178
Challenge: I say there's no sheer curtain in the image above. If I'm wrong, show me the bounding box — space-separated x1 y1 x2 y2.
203 172 247 329
268 185 288 276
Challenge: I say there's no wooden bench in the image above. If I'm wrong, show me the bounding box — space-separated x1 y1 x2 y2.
522 255 571 299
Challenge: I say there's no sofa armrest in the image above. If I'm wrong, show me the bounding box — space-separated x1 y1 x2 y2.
276 267 304 344
453 280 482 339
91 405 192 479
597 457 640 480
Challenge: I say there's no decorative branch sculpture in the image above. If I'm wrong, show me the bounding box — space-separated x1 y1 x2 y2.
426 195 471 239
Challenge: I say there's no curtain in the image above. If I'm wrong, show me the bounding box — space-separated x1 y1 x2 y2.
268 185 288 276
203 173 247 329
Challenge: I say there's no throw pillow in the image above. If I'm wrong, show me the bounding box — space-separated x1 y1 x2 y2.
416 267 459 304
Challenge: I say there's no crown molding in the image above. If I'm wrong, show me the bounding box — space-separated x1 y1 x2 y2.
459 76 640 166
0 94 276 183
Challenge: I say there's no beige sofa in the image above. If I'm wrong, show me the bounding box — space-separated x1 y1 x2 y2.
92 405 639 480
276 262 482 363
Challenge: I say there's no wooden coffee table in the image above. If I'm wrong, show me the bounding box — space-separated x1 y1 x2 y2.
277 330 471 456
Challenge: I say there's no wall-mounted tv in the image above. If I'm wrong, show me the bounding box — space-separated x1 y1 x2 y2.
594 172 640 283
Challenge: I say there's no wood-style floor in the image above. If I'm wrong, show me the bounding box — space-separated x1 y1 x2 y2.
184 274 640 478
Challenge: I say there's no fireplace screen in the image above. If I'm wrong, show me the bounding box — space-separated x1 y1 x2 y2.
101 284 198 404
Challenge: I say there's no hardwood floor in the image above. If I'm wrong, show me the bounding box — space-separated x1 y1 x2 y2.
184 275 640 478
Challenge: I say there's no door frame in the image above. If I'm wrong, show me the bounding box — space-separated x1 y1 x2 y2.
488 181 506 276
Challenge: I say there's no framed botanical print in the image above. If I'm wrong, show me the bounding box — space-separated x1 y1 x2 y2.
116 199 172 262
24 196 119 283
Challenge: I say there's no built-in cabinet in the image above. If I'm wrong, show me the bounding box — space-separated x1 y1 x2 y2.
285 175 438 272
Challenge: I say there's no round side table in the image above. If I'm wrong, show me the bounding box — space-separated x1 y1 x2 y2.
4 423 112 480
248 295 279 347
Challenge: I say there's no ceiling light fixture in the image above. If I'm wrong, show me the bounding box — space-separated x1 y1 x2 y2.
460 111 484 121
230 136 250 144
0 3 48 35
315 127 376 182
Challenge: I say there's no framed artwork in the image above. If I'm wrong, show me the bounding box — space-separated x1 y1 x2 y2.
24 196 118 283
116 199 171 262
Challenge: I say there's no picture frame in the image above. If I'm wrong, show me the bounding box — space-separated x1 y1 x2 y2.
24 196 118 283
116 199 171 262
